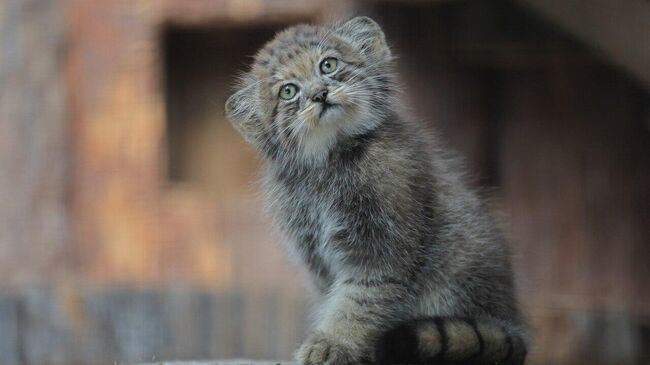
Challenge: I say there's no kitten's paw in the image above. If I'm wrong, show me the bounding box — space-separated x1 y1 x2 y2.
296 332 356 365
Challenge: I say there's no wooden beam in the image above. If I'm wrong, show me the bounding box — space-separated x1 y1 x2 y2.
515 0 650 91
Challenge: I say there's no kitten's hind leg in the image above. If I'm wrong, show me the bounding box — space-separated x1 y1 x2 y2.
375 317 527 365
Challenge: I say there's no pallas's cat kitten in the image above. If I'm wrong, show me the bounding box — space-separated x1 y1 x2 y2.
226 16 527 365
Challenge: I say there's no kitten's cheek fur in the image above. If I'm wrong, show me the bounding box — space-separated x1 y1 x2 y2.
225 94 259 146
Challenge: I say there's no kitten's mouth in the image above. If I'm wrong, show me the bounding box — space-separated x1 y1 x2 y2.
318 102 339 119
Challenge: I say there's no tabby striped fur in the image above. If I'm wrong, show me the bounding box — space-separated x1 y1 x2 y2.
225 16 528 365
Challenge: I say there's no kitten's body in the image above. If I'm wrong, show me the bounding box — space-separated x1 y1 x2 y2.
226 17 527 365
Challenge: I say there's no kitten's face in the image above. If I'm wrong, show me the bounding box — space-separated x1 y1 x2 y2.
226 17 394 162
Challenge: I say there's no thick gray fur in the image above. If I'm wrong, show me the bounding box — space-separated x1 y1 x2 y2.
226 16 528 365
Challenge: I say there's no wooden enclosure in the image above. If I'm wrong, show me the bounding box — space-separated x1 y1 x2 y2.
0 0 648 364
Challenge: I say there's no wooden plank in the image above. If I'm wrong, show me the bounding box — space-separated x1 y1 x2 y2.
0 297 19 365
0 0 69 289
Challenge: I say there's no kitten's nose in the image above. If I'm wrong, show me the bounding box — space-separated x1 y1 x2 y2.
311 88 328 103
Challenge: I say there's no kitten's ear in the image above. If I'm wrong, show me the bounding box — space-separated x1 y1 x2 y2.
225 75 261 146
337 16 390 60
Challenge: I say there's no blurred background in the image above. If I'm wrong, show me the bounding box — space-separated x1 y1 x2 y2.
1 0 649 364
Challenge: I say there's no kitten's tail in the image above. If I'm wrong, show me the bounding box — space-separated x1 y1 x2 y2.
375 317 527 365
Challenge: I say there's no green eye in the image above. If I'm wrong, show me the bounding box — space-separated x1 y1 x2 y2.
279 83 299 100
320 57 338 74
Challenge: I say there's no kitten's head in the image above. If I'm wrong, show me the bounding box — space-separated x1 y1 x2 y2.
226 16 395 162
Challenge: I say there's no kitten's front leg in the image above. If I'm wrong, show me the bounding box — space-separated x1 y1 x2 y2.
296 276 412 365
296 331 356 365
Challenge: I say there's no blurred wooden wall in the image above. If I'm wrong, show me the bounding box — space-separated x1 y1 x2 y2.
0 0 69 289
368 1 650 364
0 0 648 365
0 2 69 364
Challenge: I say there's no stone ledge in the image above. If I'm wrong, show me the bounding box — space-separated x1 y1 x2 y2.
140 360 295 365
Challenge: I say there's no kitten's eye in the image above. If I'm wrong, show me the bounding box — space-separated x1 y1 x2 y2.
320 57 338 74
279 83 299 100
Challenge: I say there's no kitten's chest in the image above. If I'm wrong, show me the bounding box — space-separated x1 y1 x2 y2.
264 167 345 257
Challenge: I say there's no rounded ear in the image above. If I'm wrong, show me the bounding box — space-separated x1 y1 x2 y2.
337 16 390 60
225 75 262 146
